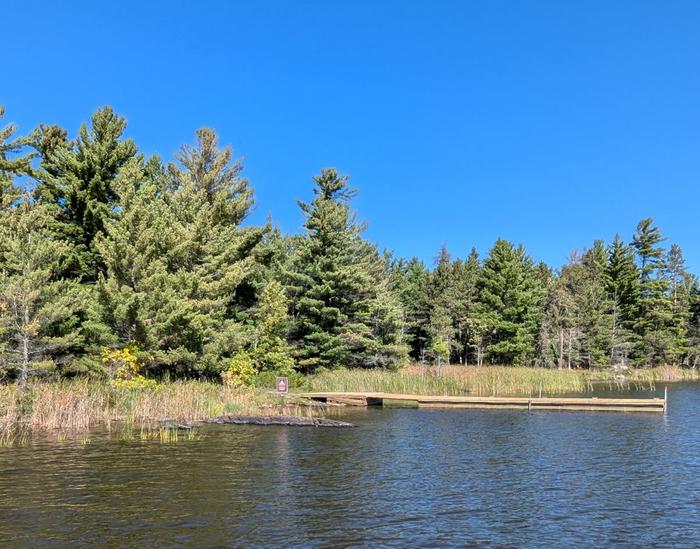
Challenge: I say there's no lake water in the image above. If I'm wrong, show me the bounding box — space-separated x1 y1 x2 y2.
1 384 699 547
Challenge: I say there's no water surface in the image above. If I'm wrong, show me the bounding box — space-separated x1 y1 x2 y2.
1 384 699 547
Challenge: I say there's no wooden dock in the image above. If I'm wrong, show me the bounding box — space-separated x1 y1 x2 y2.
296 391 667 413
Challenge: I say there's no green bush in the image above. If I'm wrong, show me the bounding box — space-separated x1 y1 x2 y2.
252 370 305 391
221 352 256 387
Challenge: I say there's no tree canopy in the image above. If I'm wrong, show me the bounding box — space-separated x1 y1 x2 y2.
1 104 698 384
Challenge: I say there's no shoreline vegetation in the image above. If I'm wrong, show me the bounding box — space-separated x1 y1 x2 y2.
1 365 697 445
2 107 700 444
305 364 700 396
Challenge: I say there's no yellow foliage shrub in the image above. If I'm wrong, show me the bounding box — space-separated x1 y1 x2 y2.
102 347 158 388
112 375 159 390
221 352 256 387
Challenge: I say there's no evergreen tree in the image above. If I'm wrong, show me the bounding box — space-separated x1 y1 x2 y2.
251 279 294 374
577 242 613 367
32 107 138 281
95 158 184 364
390 257 431 361
452 248 481 364
665 244 691 364
97 130 261 376
475 239 545 365
540 244 612 369
0 199 84 385
607 235 639 366
631 218 673 366
0 107 36 379
427 245 457 365
0 107 31 210
422 246 481 366
686 279 700 368
288 169 407 372
540 258 579 369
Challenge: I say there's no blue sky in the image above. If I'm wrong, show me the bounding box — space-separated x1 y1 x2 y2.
4 1 700 270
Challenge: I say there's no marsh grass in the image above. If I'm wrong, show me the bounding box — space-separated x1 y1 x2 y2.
613 365 700 383
1 364 696 446
0 379 277 445
115 424 201 443
305 364 699 397
306 365 590 396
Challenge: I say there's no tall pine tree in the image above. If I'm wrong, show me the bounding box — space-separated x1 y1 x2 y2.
0 199 85 385
288 169 407 372
390 257 431 361
97 129 262 376
607 235 639 366
475 239 545 365
631 218 673 366
32 107 137 281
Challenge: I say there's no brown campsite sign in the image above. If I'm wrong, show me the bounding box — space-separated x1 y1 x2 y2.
276 377 288 395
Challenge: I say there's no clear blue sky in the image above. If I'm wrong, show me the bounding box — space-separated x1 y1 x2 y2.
4 1 700 270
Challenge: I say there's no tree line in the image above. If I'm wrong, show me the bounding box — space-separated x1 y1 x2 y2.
0 106 698 385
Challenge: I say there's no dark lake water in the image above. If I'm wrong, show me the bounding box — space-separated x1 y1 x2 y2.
1 384 699 548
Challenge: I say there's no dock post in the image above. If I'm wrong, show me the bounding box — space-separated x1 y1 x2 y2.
664 385 668 414
528 398 532 412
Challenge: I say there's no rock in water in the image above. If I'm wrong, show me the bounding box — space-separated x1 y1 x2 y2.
203 415 355 428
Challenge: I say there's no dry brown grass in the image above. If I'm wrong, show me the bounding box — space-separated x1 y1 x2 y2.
0 380 278 443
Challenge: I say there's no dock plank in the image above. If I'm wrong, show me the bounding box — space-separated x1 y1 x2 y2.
295 392 665 413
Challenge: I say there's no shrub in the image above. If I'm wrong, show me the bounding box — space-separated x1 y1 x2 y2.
102 347 158 389
112 375 159 390
221 351 256 387
252 369 305 390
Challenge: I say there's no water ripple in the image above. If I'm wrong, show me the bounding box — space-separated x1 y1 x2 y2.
1 385 700 547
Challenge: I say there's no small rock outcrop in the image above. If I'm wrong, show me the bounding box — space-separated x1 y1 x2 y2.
203 414 355 428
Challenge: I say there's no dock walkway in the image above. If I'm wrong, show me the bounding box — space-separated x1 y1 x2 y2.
295 391 666 413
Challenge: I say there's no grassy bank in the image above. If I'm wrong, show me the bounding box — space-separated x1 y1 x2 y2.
304 364 700 397
2 364 698 444
605 365 700 383
0 380 280 445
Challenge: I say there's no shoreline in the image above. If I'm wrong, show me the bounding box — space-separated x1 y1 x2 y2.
1 366 696 445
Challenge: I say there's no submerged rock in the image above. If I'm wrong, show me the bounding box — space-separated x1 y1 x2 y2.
203 414 355 428
160 421 199 430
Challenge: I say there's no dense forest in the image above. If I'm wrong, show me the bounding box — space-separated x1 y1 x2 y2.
1 106 699 385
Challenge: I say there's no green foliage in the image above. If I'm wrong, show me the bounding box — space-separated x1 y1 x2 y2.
0 105 697 379
251 369 305 390
32 107 138 281
221 351 256 388
390 257 431 360
251 280 295 374
540 245 613 369
475 239 545 366
431 338 450 363
631 218 675 366
0 106 31 212
0 199 85 385
96 131 261 376
607 234 639 365
288 168 408 372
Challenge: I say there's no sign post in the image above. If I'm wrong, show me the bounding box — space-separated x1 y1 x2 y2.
276 376 288 395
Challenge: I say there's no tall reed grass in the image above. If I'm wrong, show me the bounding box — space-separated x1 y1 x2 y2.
610 365 700 383
305 364 700 397
2 364 697 445
0 380 277 444
306 365 590 396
